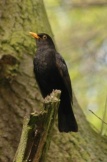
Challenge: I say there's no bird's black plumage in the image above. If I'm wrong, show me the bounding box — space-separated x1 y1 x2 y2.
30 32 78 132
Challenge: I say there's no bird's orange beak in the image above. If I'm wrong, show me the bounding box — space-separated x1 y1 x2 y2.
29 32 40 39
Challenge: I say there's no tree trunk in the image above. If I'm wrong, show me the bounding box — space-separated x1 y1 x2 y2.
0 0 107 162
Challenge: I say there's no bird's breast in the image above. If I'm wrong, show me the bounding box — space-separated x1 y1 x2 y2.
34 50 56 74
34 58 51 73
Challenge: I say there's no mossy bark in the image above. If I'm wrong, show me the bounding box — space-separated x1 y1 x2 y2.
0 0 52 161
13 90 60 162
0 0 107 162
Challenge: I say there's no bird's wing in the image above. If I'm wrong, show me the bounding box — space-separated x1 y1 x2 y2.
56 53 73 103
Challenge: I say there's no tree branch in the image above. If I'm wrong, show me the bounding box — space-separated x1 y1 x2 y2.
89 109 107 125
72 2 107 8
13 90 61 162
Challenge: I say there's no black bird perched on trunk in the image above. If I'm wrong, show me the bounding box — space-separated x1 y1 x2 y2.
29 32 78 132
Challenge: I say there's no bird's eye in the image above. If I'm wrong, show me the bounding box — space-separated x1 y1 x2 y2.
43 35 47 40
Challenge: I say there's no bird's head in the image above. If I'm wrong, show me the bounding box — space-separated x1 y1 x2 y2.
29 32 55 49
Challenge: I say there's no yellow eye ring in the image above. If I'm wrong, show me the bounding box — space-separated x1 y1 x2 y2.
43 35 47 40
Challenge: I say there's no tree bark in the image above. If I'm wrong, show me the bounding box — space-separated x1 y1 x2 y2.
0 0 107 162
13 90 60 162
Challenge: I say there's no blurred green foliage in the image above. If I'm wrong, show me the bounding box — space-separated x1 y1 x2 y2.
44 0 107 135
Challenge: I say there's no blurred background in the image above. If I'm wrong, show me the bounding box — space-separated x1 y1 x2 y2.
44 0 107 135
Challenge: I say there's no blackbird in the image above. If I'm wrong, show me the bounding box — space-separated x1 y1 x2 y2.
30 32 78 132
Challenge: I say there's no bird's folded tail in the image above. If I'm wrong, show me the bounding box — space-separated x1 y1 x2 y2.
58 99 78 133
